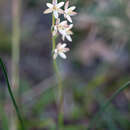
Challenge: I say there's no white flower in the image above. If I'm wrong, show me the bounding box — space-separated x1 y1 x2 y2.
52 19 68 36
60 24 73 42
44 0 64 18
53 19 73 42
53 43 70 59
64 1 77 23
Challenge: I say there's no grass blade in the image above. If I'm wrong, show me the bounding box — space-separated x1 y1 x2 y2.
88 81 130 130
0 58 25 130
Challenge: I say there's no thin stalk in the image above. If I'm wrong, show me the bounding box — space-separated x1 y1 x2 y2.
52 15 64 129
53 60 64 128
88 81 130 130
0 58 25 130
12 0 20 93
52 15 56 52
11 0 21 129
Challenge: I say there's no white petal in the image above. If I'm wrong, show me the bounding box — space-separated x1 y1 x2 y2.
63 48 70 52
61 43 67 48
53 11 58 18
69 6 76 11
70 11 77 16
66 15 72 23
44 8 52 14
62 35 65 41
68 24 73 29
57 43 62 48
65 1 69 10
53 0 57 5
57 8 64 14
60 21 67 26
57 2 64 8
66 35 72 42
59 52 67 59
46 3 53 8
59 29 65 35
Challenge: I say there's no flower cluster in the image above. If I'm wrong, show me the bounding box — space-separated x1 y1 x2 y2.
44 0 77 59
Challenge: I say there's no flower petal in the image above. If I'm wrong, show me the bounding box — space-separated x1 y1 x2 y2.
57 2 64 8
59 52 67 59
63 48 70 52
65 1 69 10
70 11 77 16
61 43 67 48
57 8 64 14
62 35 65 41
53 0 57 5
59 30 66 36
66 15 72 23
68 24 73 29
60 21 67 26
57 43 62 48
46 3 53 8
67 30 73 35
66 35 72 42
43 8 52 14
69 6 76 11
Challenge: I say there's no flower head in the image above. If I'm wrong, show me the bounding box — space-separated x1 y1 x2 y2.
53 43 70 59
64 1 77 23
53 19 73 42
43 0 77 60
53 19 68 36
60 24 73 42
44 0 64 18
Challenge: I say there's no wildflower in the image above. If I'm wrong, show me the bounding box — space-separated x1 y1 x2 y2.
53 43 70 59
53 19 73 42
64 1 77 23
52 19 68 36
60 24 73 42
43 0 77 59
44 0 64 18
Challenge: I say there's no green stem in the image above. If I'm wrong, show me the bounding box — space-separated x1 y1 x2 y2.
53 60 64 128
52 15 56 52
0 58 25 130
52 15 64 129
11 0 21 129
12 0 20 95
88 81 130 130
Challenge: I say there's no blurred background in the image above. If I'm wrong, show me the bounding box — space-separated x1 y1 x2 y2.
0 0 130 129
